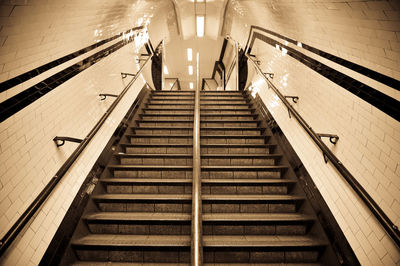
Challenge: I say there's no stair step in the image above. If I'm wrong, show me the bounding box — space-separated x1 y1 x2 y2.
115 153 192 158
93 194 192 202
203 235 326 248
202 178 295 184
201 114 258 118
109 165 192 170
202 166 288 171
72 234 190 247
201 126 266 131
138 119 194 123
101 178 192 184
203 213 314 222
202 195 304 202
84 212 191 222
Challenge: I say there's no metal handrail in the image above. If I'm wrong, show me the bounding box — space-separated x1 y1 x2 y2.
191 52 202 265
246 55 400 248
0 40 162 257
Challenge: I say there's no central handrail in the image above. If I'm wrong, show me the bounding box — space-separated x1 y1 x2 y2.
191 52 202 265
0 40 162 257
246 54 400 248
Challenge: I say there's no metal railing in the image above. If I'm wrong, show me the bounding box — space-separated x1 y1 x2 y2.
246 55 400 248
0 40 162 257
191 52 202 265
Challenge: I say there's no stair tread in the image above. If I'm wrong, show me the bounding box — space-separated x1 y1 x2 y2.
202 235 327 247
101 178 192 183
202 165 288 169
201 127 265 130
115 153 192 157
121 143 192 147
202 194 304 201
72 234 190 247
138 120 194 122
140 113 193 116
127 134 193 137
108 165 192 169
93 194 192 201
203 213 314 222
202 178 295 184
201 143 275 147
84 212 191 221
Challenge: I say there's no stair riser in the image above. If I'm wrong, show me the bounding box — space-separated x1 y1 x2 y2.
203 224 307 235
147 105 194 108
200 138 265 144
201 147 271 154
203 249 319 263
134 129 192 135
105 184 192 194
149 101 194 104
202 184 287 195
140 116 193 121
137 122 193 127
201 110 252 115
201 116 256 121
97 202 191 213
130 137 193 144
201 130 262 136
87 223 191 235
202 203 296 213
201 101 248 104
120 158 192 165
114 170 192 179
200 105 250 109
201 122 258 127
200 96 246 100
201 170 282 179
125 147 192 154
74 248 190 263
144 110 194 114
201 158 275 166
151 97 194 100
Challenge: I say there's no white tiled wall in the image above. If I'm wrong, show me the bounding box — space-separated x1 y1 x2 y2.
227 0 400 81
0 41 150 265
245 37 400 265
225 1 400 264
0 0 172 83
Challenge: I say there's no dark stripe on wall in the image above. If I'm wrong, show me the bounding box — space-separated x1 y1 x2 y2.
249 26 400 91
250 32 400 122
0 39 130 123
0 26 143 94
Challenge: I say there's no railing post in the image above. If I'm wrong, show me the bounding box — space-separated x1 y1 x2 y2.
191 52 202 265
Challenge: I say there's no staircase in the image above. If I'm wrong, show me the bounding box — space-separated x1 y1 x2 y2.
67 89 337 265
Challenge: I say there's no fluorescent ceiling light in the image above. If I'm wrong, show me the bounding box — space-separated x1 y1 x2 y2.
196 16 204 37
163 65 168 75
187 48 192 61
189 82 194 89
188 65 193 75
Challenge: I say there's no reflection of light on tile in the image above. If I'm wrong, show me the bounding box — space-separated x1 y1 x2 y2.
297 42 302 47
189 82 194 89
275 44 280 50
284 41 288 45
164 65 169 75
281 48 287 56
188 65 193 75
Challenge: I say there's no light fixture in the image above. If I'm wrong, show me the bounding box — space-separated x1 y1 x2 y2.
189 82 194 89
188 65 193 75
196 16 204 37
163 65 169 75
187 48 193 61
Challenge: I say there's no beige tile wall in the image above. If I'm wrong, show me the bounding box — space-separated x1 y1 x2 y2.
0 42 149 265
245 38 400 265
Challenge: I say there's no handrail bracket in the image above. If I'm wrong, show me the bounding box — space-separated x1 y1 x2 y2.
53 136 83 147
